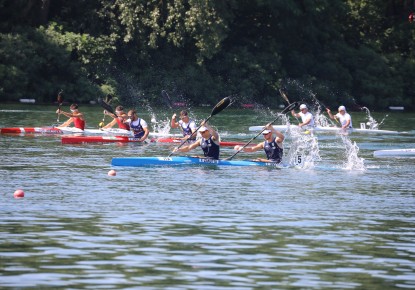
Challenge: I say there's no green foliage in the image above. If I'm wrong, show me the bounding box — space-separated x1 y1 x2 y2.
0 0 414 110
0 27 101 103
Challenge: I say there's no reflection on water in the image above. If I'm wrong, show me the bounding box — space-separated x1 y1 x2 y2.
1 104 414 289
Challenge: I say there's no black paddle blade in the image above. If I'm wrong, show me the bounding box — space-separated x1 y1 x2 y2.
279 89 290 104
57 90 64 105
211 97 231 116
104 94 113 104
161 90 173 109
97 98 116 116
282 102 300 114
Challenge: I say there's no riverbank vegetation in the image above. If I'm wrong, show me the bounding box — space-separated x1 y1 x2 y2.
0 0 414 110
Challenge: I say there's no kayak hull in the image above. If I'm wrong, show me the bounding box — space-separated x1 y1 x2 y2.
62 136 246 147
111 156 285 167
248 125 406 135
1 127 131 135
373 149 415 158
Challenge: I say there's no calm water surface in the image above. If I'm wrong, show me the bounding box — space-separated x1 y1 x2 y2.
1 104 414 289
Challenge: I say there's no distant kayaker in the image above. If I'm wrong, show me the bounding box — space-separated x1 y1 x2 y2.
326 105 353 129
171 110 197 142
234 125 284 163
291 104 315 128
56 103 85 130
126 109 149 141
102 105 130 130
174 123 220 159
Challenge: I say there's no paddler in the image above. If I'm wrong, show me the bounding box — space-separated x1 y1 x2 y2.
291 104 315 128
56 103 85 130
101 105 130 130
173 122 220 159
233 124 284 163
126 109 149 142
171 110 197 142
326 105 353 129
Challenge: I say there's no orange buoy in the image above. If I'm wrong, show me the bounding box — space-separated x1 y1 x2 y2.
108 169 116 176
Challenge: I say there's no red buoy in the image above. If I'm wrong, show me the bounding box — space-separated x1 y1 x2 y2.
14 189 25 198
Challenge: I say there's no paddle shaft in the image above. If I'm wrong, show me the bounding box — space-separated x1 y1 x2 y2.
56 91 63 122
101 95 113 125
161 90 173 109
311 93 340 124
279 89 301 124
279 89 290 104
227 102 299 160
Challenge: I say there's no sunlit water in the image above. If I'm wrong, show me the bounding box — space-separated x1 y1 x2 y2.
1 104 414 289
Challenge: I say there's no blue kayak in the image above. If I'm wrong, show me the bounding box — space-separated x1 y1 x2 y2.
111 156 286 168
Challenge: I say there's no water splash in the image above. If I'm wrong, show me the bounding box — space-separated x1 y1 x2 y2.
339 134 366 171
361 106 388 129
284 126 321 169
151 118 172 135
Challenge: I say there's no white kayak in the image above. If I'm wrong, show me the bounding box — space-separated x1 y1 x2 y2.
1 126 181 137
248 125 407 135
373 149 415 158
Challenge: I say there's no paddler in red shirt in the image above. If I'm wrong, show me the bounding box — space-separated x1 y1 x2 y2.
56 103 86 130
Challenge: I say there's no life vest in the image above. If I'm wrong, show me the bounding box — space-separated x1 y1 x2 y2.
116 117 130 130
200 136 220 160
130 118 145 138
263 137 283 163
180 119 196 140
73 117 85 130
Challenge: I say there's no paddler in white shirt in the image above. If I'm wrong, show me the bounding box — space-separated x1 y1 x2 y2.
291 104 315 128
326 105 353 129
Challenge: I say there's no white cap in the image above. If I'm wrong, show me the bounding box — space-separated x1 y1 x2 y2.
262 129 272 134
299 104 307 110
338 105 346 111
198 126 208 132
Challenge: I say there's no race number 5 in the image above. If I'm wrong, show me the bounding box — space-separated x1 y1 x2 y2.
295 155 303 166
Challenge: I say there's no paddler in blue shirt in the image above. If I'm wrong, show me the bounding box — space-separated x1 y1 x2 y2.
234 125 284 163
171 110 197 142
174 123 220 159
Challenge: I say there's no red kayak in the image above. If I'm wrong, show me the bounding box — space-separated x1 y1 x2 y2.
61 136 247 147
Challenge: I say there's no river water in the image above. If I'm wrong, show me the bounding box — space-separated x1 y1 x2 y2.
1 103 414 289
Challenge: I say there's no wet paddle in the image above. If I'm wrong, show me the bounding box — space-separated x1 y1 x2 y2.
226 102 299 160
97 97 117 117
56 90 63 122
279 88 291 105
279 88 301 124
99 94 113 128
161 90 173 109
168 97 231 157
311 93 339 124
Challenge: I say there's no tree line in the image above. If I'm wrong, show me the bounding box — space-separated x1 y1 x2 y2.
0 0 414 110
